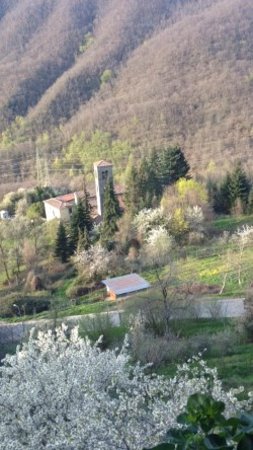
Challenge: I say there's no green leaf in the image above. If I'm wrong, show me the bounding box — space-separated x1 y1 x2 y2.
239 414 253 434
237 435 253 450
204 434 230 449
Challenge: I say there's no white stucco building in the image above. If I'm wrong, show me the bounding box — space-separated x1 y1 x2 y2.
43 160 124 222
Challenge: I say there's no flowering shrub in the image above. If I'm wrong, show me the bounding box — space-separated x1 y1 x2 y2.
185 205 204 232
144 226 173 265
235 225 253 247
0 326 252 450
133 208 169 238
73 243 111 280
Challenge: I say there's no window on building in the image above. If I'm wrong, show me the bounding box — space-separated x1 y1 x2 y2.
102 170 108 180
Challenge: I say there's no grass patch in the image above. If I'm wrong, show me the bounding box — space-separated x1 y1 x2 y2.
2 299 118 322
156 318 253 391
207 343 253 390
173 318 234 337
213 215 253 232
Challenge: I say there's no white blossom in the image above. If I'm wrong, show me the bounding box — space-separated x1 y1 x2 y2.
145 226 173 265
0 326 251 450
133 208 170 237
73 243 111 280
235 225 253 246
185 205 204 231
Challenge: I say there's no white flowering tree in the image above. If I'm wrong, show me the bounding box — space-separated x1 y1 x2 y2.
0 326 251 450
133 208 170 239
185 205 204 232
145 226 173 267
73 243 112 281
233 225 253 285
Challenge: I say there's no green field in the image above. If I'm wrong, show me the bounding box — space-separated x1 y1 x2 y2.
213 215 253 232
156 318 253 391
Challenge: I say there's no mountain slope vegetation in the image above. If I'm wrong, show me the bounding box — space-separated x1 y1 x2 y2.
0 0 253 181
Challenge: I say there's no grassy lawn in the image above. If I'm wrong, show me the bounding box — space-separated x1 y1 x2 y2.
4 299 118 323
158 345 253 392
155 318 253 391
213 214 253 232
208 343 253 391
173 318 232 337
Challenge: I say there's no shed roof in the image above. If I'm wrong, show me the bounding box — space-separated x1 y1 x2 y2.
94 160 113 167
102 274 150 296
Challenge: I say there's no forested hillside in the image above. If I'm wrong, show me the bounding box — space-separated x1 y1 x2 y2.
0 0 253 183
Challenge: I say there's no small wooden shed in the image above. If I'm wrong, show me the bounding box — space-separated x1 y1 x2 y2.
102 274 150 300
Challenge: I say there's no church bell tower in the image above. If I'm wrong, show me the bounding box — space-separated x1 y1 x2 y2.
93 160 113 217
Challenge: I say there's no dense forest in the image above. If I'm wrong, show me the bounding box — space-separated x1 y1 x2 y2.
0 0 253 186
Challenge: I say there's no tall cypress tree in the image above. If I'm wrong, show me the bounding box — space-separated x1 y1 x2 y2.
77 227 91 252
55 222 69 263
100 179 121 248
69 201 84 251
69 194 93 253
148 149 163 197
83 186 93 232
158 145 190 188
124 162 141 216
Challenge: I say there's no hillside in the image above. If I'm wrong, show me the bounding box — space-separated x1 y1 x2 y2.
0 0 253 182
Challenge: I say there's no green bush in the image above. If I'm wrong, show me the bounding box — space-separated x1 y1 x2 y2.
0 293 51 318
147 393 253 449
79 315 126 350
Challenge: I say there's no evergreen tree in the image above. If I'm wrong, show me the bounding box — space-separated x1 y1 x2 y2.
148 149 163 197
213 174 233 214
124 162 141 216
77 228 91 252
69 192 93 253
229 164 250 212
158 145 190 188
83 186 93 232
138 155 160 208
247 187 253 214
69 202 83 252
100 179 121 248
55 222 69 263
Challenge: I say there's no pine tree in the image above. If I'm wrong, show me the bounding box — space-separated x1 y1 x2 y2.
83 186 93 232
69 202 83 252
124 162 141 216
138 154 161 208
158 145 190 188
247 187 253 214
69 192 93 253
148 149 163 197
229 164 250 212
77 228 91 252
100 179 121 249
55 222 69 263
213 174 233 214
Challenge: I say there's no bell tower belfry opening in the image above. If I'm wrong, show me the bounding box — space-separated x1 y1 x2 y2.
93 160 113 216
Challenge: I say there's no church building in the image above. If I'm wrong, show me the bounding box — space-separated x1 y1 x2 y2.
43 160 124 222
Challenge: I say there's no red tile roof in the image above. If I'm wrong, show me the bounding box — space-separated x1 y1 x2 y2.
44 185 125 214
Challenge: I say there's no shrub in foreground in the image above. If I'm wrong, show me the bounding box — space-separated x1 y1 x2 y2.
0 327 252 449
147 393 253 449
